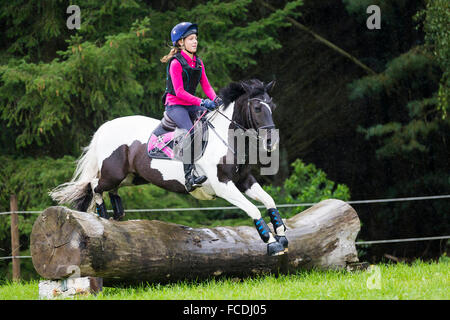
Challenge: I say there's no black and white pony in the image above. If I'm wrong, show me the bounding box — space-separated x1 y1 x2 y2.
50 79 288 256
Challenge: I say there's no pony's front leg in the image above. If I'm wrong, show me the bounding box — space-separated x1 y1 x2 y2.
240 179 288 251
212 180 285 256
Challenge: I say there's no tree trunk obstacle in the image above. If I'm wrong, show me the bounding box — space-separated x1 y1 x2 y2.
31 199 361 286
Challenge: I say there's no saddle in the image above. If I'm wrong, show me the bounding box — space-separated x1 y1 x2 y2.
147 111 209 160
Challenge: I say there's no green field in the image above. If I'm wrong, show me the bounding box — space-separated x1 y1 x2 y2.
0 259 448 300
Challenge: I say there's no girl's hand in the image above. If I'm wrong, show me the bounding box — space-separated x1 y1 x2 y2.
201 99 216 110
214 96 224 106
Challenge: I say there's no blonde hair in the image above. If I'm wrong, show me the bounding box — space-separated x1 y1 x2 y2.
160 40 184 63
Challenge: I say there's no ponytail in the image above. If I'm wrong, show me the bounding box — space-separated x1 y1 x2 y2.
161 42 183 63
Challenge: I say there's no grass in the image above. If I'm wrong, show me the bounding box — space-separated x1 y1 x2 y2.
0 259 448 300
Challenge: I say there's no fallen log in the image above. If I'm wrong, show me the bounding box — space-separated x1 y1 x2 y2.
30 199 361 285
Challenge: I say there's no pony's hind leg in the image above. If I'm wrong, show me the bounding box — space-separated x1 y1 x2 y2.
91 179 109 219
109 190 125 221
93 144 130 219
93 179 126 220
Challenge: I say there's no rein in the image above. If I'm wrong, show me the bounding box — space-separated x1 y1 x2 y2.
214 97 275 138
153 95 275 158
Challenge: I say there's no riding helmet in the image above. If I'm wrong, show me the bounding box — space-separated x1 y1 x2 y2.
170 22 198 46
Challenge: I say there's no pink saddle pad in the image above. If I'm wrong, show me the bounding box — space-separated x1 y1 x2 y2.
147 132 175 159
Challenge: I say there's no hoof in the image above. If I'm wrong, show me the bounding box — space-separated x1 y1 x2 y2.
113 213 125 221
267 241 285 256
275 235 289 252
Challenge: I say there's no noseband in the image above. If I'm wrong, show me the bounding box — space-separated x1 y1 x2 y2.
247 97 275 131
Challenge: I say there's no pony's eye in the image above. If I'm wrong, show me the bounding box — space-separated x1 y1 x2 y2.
255 106 262 113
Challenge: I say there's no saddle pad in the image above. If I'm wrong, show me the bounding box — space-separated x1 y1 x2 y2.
147 132 175 159
147 119 210 161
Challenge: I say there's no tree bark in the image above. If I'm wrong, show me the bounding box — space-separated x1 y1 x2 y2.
31 199 360 285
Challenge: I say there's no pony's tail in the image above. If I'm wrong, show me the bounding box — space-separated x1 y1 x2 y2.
49 131 100 211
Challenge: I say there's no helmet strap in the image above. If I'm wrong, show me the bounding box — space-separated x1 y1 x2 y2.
180 40 195 56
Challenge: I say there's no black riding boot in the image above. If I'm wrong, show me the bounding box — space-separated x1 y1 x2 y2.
184 163 207 192
182 128 207 192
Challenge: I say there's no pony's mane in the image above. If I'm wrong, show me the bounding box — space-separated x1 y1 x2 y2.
218 79 266 110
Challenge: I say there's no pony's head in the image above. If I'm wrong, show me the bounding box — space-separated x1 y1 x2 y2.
219 79 279 152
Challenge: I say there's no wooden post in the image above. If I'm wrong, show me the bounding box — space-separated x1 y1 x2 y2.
10 194 20 282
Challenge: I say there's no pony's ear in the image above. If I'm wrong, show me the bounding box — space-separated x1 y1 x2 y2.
265 80 276 92
241 81 253 93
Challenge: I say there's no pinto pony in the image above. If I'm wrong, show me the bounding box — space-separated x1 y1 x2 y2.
50 79 288 256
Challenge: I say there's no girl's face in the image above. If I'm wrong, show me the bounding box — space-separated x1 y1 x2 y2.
181 34 197 53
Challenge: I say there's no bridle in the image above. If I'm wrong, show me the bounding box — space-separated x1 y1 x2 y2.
214 95 276 134
246 97 275 131
201 94 277 157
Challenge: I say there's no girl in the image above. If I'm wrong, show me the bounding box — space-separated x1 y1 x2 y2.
159 22 222 192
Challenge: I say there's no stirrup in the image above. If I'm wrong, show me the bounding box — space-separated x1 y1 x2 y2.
184 166 207 190
185 174 207 192
192 174 207 186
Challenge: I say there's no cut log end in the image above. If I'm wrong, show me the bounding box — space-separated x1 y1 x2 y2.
31 206 84 279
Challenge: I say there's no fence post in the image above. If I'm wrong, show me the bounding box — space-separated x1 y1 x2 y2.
10 194 20 282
